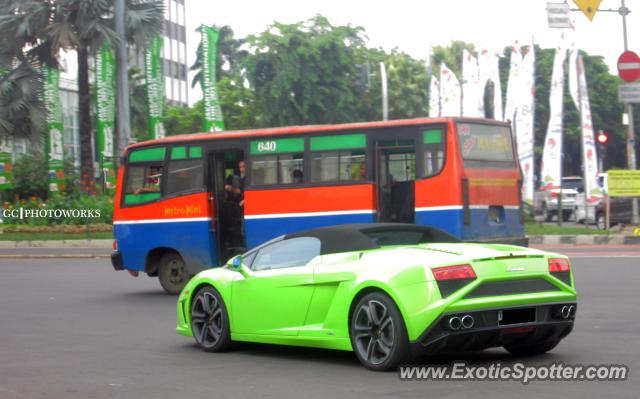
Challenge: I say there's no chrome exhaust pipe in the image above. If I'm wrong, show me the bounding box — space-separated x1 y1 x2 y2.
561 306 570 319
461 315 475 329
568 305 576 319
448 316 462 331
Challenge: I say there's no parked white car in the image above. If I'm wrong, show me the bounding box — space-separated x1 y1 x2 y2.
534 176 583 221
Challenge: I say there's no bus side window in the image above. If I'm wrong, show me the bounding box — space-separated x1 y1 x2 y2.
165 145 204 196
423 129 445 177
124 164 164 205
309 133 367 182
166 159 204 195
252 153 304 185
311 150 366 182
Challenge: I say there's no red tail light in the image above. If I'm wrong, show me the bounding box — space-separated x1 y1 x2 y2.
550 191 559 198
432 264 476 281
548 258 570 272
113 240 118 251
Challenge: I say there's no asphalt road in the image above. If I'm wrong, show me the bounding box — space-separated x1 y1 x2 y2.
0 248 638 399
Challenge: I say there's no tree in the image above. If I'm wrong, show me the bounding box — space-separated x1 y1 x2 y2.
0 0 163 179
164 100 203 135
0 62 46 141
246 15 368 127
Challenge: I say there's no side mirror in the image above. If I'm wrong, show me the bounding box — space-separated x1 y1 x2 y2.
228 255 242 270
227 255 250 278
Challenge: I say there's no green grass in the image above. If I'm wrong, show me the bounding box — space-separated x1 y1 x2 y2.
0 231 114 241
525 222 609 236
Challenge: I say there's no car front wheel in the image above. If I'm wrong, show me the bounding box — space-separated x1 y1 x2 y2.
350 292 410 371
190 286 232 352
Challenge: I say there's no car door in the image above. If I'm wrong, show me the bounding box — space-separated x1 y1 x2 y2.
230 237 321 336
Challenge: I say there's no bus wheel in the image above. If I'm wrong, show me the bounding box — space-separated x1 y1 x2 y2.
158 252 189 295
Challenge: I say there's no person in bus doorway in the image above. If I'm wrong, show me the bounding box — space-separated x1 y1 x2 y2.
225 160 246 206
221 159 246 256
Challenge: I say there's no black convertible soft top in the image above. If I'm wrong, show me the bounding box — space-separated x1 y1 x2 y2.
284 223 460 256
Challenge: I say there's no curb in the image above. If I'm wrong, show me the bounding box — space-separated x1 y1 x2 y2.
528 235 640 245
0 254 110 259
1 236 639 250
0 239 112 249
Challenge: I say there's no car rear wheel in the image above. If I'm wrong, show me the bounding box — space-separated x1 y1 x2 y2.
350 292 410 371
504 340 560 356
596 213 606 230
158 252 189 295
190 286 232 352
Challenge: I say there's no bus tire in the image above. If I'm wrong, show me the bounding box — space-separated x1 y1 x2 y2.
158 252 189 295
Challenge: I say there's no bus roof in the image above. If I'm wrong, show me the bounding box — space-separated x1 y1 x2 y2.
125 117 507 153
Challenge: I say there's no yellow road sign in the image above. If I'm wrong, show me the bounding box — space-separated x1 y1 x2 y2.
573 0 602 21
608 170 640 197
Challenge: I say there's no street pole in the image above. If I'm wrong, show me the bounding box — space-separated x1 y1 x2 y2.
114 0 130 168
380 62 388 121
620 0 639 224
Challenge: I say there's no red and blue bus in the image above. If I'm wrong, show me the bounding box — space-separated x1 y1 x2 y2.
111 118 525 293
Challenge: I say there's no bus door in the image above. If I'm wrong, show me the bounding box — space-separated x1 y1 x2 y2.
375 137 416 223
207 149 245 264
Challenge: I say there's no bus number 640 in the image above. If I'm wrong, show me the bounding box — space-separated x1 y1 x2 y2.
257 141 277 152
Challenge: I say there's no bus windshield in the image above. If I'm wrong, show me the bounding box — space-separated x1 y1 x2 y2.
457 123 514 164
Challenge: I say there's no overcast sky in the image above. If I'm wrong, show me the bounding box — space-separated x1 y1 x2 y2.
185 0 640 105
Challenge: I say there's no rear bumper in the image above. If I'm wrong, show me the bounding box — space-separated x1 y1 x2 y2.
111 252 124 271
411 302 576 355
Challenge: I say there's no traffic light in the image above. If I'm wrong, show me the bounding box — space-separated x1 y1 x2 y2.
597 130 608 144
597 130 608 165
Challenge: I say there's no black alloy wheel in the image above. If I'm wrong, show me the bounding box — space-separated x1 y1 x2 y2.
350 292 410 371
190 286 232 352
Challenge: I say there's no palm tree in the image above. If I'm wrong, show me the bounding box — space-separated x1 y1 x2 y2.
0 62 46 142
0 0 163 179
129 66 148 141
190 25 248 89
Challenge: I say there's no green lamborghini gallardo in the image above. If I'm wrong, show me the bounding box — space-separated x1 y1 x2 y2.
176 223 577 371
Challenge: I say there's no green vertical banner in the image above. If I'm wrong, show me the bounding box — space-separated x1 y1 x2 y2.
43 66 65 194
95 42 116 189
0 67 13 192
145 36 165 139
0 135 13 191
201 26 224 132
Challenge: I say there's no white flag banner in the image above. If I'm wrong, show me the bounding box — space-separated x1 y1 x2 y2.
568 48 579 107
540 46 567 190
515 43 536 204
505 45 522 127
440 62 461 117
478 49 503 120
462 49 482 117
569 51 600 200
429 76 441 117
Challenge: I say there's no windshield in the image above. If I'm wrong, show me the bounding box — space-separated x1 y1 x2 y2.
562 179 583 191
457 123 514 163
